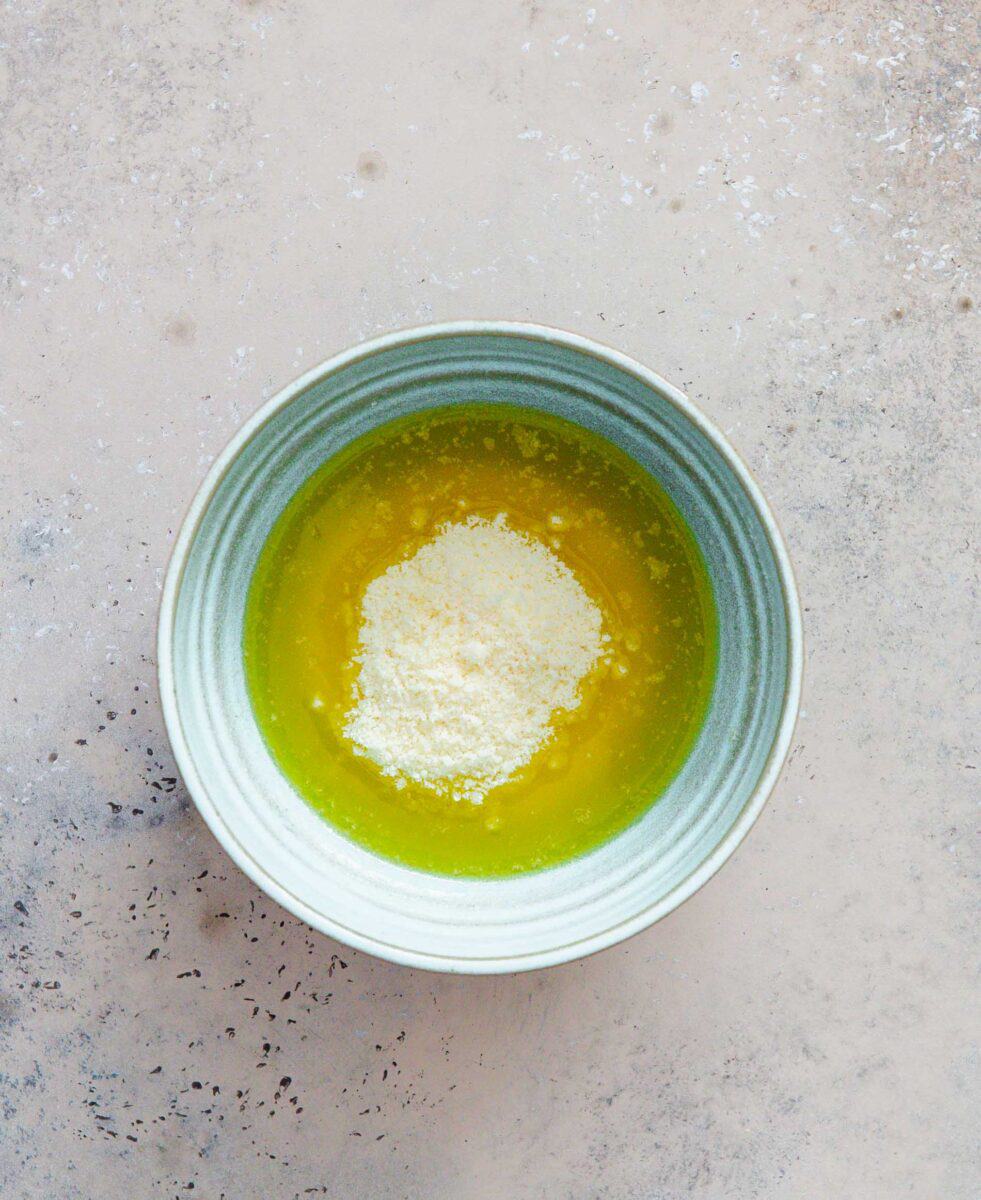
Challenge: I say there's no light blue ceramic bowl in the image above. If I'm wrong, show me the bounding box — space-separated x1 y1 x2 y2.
159 323 801 973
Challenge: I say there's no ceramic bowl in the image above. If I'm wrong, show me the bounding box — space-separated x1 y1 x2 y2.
158 322 802 973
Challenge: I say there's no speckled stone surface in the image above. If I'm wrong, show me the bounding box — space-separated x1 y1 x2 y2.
1 2 977 1197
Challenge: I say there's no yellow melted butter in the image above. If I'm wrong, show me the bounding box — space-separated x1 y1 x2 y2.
244 404 717 877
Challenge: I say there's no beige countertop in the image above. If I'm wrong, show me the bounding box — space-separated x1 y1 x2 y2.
1 2 976 1196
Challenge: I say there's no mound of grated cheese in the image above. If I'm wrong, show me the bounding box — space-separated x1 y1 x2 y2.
343 514 607 803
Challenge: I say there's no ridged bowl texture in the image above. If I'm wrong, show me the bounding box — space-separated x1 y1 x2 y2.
159 323 802 973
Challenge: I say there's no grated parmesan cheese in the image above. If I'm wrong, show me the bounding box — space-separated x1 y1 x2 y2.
343 514 607 803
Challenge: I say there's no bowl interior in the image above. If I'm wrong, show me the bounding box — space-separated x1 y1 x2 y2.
163 327 798 971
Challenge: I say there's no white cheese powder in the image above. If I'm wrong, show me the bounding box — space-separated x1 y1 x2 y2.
343 514 607 803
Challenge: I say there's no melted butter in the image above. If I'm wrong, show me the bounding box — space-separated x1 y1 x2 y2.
244 404 717 877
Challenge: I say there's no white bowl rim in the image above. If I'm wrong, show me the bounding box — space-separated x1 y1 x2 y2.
158 320 803 974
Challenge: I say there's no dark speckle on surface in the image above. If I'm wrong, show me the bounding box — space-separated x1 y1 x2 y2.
164 317 197 345
356 151 387 182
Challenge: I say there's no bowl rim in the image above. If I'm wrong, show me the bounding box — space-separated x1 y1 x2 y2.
158 320 803 974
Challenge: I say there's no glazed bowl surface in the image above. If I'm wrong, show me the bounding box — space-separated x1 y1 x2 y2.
158 322 802 973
